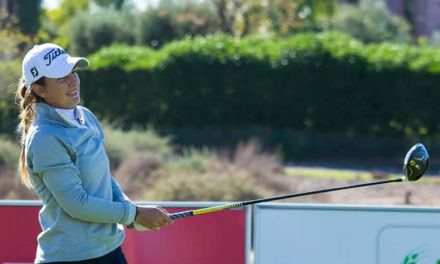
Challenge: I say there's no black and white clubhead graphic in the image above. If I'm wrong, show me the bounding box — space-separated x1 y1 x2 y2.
403 143 429 182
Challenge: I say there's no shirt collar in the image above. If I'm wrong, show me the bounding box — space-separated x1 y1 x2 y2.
35 102 85 127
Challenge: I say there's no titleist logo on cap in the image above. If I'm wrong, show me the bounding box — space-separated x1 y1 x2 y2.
43 48 66 66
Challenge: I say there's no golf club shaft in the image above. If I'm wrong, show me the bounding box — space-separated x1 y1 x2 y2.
170 177 403 220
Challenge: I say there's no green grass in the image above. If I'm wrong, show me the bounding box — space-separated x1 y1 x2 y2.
284 167 400 181
284 166 440 186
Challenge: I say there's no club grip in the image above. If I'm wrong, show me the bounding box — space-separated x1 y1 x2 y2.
170 210 194 220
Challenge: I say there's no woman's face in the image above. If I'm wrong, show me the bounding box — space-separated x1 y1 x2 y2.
33 68 80 109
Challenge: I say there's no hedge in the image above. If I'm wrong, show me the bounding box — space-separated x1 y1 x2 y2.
80 32 440 141
2 32 440 161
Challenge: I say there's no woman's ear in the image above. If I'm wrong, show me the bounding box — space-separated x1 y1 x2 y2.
31 84 45 98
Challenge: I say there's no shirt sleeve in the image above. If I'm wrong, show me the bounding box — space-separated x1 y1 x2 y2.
30 133 136 226
111 177 131 203
112 177 137 225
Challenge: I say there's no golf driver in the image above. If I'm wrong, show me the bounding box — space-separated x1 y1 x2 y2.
169 143 429 220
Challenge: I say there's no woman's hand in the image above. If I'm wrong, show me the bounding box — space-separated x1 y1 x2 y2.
134 205 174 231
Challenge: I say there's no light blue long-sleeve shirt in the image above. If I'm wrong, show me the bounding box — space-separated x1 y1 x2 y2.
25 102 136 263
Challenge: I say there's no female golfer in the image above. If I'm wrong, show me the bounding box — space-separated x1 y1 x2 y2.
16 43 173 263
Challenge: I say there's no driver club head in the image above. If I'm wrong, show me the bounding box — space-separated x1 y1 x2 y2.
403 143 429 182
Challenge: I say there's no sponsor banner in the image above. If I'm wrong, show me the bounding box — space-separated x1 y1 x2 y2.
254 203 440 264
0 201 249 264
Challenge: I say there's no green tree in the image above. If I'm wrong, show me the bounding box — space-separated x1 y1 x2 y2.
0 11 35 133
429 31 440 47
330 0 412 44
0 11 34 61
70 7 137 55
94 0 127 10
39 0 89 48
15 0 42 35
212 0 240 35
212 0 336 37
137 0 218 48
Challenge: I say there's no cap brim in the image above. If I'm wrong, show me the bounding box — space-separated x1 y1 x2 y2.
73 57 89 69
45 56 89 79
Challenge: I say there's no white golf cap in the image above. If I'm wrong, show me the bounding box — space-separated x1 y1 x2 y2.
22 43 89 87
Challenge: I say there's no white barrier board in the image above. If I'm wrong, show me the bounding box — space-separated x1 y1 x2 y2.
254 204 440 264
